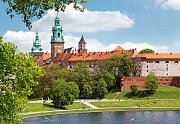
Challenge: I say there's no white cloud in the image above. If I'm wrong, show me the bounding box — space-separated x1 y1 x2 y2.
155 0 180 10
32 4 134 32
3 30 169 53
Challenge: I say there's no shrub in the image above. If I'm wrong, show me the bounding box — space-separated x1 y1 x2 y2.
145 72 159 94
130 84 138 95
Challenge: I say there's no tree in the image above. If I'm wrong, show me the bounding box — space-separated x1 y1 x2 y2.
92 79 108 99
69 63 92 98
130 84 138 95
52 79 79 108
139 48 155 54
145 72 159 94
32 63 70 99
93 70 115 92
0 38 43 123
131 57 141 77
101 53 132 78
2 0 88 29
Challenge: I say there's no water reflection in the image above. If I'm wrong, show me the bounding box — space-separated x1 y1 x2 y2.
23 111 180 124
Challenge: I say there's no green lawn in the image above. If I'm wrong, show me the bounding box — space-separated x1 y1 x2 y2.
91 99 180 108
105 86 180 99
23 102 89 113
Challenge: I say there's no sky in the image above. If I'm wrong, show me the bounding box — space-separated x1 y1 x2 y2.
1 0 180 53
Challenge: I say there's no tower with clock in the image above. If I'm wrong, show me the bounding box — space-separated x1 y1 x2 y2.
51 14 65 61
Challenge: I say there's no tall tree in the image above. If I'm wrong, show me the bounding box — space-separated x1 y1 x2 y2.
101 53 132 78
145 72 159 94
0 38 43 123
32 63 70 99
52 79 79 108
2 0 88 29
139 48 155 54
92 79 108 99
69 63 92 98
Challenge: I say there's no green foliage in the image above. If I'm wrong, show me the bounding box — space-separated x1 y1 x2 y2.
32 63 69 99
69 63 92 98
92 79 108 99
0 39 43 123
101 53 132 78
2 0 88 29
139 48 155 54
93 70 115 92
145 72 159 94
130 84 138 95
52 79 79 108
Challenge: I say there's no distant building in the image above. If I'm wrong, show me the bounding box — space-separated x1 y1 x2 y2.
136 53 180 77
31 15 136 67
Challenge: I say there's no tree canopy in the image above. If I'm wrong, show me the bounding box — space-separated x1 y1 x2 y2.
139 48 155 54
52 79 79 108
101 53 132 78
145 72 159 94
0 37 43 123
2 0 88 29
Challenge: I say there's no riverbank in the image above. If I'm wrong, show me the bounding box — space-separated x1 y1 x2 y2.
21 99 180 118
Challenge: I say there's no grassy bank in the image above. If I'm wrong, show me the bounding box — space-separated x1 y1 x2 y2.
105 86 180 99
22 99 180 118
24 102 89 113
22 86 180 118
90 99 180 108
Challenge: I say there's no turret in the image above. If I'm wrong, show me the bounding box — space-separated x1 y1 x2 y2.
31 32 44 65
51 14 65 62
78 35 87 53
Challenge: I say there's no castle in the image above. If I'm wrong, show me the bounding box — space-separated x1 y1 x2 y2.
31 15 180 90
31 15 137 68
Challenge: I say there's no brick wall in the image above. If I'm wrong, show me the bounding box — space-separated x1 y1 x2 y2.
120 77 180 91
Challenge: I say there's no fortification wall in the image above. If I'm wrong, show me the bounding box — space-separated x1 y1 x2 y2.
120 77 180 91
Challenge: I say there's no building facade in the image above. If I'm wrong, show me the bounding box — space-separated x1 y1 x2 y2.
31 15 180 78
136 53 180 77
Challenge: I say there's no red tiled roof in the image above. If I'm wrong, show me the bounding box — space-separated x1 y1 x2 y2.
113 46 124 51
136 53 180 59
54 47 135 62
43 53 51 61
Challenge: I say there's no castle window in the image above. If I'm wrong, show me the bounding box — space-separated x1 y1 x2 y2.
147 65 148 68
166 67 168 71
58 33 60 37
147 70 148 72
155 61 159 63
175 61 178 63
166 61 169 63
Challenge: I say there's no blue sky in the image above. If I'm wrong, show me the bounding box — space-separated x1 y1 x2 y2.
1 0 180 52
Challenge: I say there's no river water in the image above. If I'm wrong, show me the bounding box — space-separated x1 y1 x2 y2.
23 111 180 124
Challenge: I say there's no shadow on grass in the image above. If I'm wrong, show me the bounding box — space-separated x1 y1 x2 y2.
43 103 67 110
124 90 151 98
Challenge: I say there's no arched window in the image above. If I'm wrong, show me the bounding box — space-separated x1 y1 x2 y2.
58 33 60 37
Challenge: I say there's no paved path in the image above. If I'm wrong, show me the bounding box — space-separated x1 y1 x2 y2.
81 101 98 109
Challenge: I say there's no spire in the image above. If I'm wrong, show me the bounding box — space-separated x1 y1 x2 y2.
31 32 43 52
51 13 64 43
78 35 86 44
78 35 87 53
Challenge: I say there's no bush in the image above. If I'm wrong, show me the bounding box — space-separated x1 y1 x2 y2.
130 84 138 95
145 72 159 94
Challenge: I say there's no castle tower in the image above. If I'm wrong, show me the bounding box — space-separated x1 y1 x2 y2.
51 14 64 62
31 32 44 65
78 35 87 53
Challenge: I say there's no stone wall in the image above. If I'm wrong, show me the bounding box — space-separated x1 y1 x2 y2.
120 77 180 91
